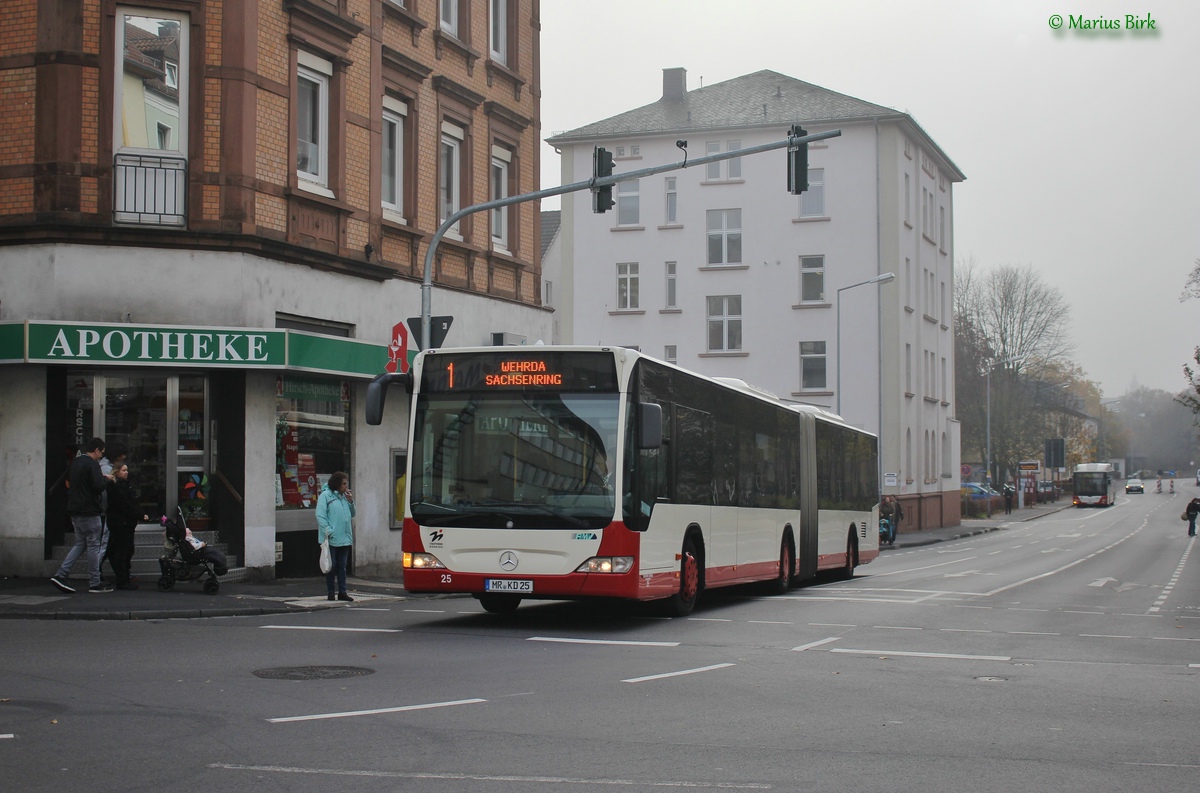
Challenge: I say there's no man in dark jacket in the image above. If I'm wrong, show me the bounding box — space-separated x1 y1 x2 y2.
1186 497 1200 537
51 437 113 593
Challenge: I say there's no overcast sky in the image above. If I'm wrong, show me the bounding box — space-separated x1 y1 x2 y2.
538 0 1199 398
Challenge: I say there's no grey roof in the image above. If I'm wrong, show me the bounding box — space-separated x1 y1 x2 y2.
540 210 561 259
548 69 963 180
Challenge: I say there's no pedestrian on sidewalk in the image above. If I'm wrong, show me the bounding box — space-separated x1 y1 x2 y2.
51 437 114 593
105 462 148 590
1003 484 1014 515
317 471 356 602
1185 497 1200 537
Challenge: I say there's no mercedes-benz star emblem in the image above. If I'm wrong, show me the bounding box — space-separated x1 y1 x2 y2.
499 551 518 571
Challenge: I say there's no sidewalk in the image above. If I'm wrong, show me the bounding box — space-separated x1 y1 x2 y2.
0 572 427 621
886 498 1074 550
2 500 1075 620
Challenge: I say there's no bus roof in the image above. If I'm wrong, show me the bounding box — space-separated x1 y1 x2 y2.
1074 463 1113 473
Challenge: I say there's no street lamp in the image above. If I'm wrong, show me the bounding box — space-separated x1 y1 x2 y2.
835 272 895 416
985 354 1024 516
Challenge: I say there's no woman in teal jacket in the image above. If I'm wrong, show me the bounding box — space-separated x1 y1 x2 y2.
317 471 356 601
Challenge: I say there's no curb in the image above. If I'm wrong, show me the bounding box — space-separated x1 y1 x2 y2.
0 601 331 621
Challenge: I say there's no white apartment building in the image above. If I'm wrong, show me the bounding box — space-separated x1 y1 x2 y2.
547 69 965 529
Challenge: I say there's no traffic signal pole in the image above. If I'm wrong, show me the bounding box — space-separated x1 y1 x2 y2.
417 128 841 350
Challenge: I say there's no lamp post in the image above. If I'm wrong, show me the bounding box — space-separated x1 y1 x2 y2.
835 272 895 416
985 354 1024 516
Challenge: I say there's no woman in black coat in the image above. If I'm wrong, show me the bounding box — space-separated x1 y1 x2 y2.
105 463 147 590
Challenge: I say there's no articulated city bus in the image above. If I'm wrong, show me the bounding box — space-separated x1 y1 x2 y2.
367 346 879 615
1072 462 1116 507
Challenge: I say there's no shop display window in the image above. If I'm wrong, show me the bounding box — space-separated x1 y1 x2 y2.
275 375 351 509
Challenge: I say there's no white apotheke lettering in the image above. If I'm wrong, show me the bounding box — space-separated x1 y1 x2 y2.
46 328 270 362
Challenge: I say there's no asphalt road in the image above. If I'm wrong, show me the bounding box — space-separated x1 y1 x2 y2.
3 486 1198 792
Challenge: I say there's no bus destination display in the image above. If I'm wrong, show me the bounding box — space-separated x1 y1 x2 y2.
421 351 618 393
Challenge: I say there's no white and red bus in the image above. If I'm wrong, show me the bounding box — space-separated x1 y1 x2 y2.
367 346 879 615
1072 462 1116 507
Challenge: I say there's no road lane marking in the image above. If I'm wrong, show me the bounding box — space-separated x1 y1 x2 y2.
792 637 841 652
209 763 772 788
831 649 1011 661
1065 610 1103 615
1008 631 1059 635
268 698 485 723
1079 634 1133 639
528 637 679 647
983 521 1146 597
623 663 736 683
260 625 400 633
748 620 792 625
866 557 979 577
689 618 732 622
874 625 922 630
1148 536 1193 613
941 629 991 633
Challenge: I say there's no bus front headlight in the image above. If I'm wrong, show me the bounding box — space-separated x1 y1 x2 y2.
575 556 634 574
404 552 446 570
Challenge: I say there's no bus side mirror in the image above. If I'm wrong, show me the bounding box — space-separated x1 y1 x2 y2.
637 402 662 449
366 372 414 426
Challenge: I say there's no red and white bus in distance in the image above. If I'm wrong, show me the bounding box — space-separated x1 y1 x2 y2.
1072 462 1116 507
367 346 879 616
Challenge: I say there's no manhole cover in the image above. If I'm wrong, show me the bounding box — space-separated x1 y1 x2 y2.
975 676 1008 682
253 666 375 680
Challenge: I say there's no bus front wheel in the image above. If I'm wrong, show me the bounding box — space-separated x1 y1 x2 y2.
664 537 701 617
765 534 793 596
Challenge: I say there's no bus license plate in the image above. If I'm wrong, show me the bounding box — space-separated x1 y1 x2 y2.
485 579 533 593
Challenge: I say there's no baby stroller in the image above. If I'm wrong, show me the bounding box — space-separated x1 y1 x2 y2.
158 507 228 594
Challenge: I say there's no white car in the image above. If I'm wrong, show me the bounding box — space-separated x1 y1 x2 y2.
1125 479 1144 494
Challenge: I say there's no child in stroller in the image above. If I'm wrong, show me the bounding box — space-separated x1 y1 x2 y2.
158 507 228 594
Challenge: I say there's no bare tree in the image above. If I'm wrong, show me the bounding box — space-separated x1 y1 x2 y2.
1181 258 1200 302
955 262 1077 484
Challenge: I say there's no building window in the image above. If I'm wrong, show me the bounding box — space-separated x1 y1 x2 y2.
939 205 946 248
800 341 826 389
800 255 824 302
664 345 677 364
544 280 553 307
664 177 677 224
297 60 331 189
489 0 507 65
440 0 459 38
440 121 465 236
705 140 742 180
905 343 912 393
491 144 512 252
382 98 407 217
113 9 189 226
617 179 640 226
665 261 677 308
801 168 824 217
707 295 742 352
904 173 911 225
275 375 351 511
706 209 742 265
617 263 639 310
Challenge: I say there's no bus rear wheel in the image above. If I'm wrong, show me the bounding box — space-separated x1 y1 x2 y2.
764 535 793 596
477 594 521 614
839 532 857 580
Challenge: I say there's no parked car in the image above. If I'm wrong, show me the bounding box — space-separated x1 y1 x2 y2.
962 483 1000 499
1125 478 1144 494
1036 481 1059 501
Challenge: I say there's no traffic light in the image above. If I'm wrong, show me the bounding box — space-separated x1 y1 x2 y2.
786 125 808 195
592 146 615 213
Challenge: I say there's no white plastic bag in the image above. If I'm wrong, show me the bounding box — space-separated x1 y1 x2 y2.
319 539 332 574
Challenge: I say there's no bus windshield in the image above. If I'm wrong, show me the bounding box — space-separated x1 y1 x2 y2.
411 391 620 529
1074 472 1108 495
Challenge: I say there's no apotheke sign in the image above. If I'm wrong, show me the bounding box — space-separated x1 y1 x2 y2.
26 321 286 367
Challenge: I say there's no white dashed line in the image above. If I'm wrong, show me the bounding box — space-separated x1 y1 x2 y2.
623 663 736 683
268 698 486 723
